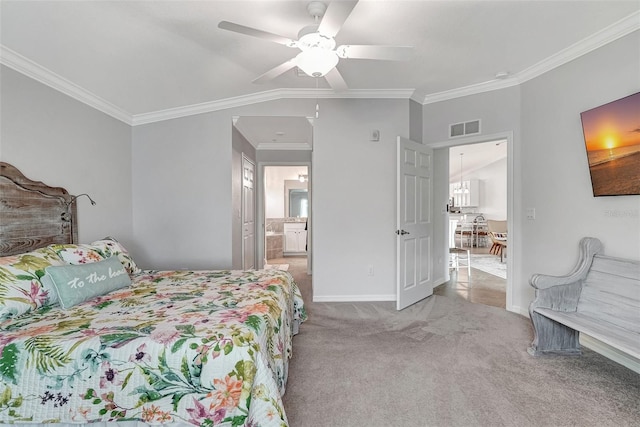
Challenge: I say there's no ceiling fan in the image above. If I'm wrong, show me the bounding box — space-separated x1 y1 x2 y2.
218 0 413 91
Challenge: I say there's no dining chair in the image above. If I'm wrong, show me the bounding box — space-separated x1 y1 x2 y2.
457 221 474 248
449 219 471 277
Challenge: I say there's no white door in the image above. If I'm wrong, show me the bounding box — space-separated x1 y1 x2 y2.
242 155 256 269
396 136 434 310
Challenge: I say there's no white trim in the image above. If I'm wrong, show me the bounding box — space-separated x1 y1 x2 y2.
257 160 313 274
2 10 637 125
428 131 516 314
419 11 640 105
516 11 640 85
0 45 132 125
581 335 640 374
313 294 396 302
423 78 520 105
255 142 312 151
131 88 414 126
241 154 256 270
513 305 528 318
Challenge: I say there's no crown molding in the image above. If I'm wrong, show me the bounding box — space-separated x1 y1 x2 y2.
421 78 520 105
131 88 415 126
2 10 637 125
0 45 132 125
419 10 640 105
515 10 639 84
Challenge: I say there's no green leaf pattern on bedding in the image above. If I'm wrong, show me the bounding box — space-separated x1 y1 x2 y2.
0 248 64 319
0 269 306 426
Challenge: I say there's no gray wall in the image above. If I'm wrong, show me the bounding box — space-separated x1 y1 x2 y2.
422 85 523 311
3 29 637 313
0 65 134 248
257 149 312 163
130 100 331 269
131 112 234 269
312 98 409 300
409 99 423 143
132 97 410 300
518 32 640 306
421 32 639 314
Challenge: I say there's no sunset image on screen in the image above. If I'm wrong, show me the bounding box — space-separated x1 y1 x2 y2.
580 92 640 196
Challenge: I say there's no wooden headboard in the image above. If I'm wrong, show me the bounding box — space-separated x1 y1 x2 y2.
0 162 77 256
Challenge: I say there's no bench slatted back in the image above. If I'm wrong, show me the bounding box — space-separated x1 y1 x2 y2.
578 255 640 333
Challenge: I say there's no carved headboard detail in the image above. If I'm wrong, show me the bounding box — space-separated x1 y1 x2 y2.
0 162 77 256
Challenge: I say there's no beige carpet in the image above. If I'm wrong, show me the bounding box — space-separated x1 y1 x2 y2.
283 288 640 426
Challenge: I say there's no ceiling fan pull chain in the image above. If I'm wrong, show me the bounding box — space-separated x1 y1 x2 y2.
315 77 320 119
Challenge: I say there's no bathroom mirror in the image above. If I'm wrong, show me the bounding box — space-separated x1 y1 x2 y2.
289 189 308 217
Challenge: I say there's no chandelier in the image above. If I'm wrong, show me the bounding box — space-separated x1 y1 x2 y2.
453 153 469 194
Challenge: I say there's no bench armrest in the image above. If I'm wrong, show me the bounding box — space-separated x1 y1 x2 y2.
528 237 604 313
529 237 604 290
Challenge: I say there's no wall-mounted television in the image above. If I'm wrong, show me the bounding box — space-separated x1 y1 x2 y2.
580 91 640 197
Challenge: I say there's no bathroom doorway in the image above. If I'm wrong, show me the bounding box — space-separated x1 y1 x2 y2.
262 165 311 273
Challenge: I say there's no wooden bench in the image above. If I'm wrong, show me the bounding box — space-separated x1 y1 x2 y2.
527 237 640 360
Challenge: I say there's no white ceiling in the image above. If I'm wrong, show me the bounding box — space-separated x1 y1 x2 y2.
1 1 639 145
449 139 507 182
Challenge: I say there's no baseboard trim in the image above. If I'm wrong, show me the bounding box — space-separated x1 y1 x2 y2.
509 305 528 318
313 294 396 302
580 334 640 374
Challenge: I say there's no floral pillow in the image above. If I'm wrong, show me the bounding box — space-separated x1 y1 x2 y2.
0 247 65 321
47 237 141 276
48 243 105 265
88 237 141 276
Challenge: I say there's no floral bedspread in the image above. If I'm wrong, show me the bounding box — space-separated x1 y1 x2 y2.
0 269 306 426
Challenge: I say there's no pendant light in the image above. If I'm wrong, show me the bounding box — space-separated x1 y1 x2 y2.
459 153 468 193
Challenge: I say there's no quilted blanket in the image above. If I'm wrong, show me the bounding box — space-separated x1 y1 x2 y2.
0 269 306 426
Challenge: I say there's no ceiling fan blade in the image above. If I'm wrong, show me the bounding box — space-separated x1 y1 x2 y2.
317 1 358 38
218 21 297 47
252 59 298 84
324 67 348 92
336 45 414 61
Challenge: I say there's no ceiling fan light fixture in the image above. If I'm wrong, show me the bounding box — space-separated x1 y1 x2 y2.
295 48 339 77
218 0 412 90
297 29 335 51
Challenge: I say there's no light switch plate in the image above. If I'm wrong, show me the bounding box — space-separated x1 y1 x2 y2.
526 208 536 220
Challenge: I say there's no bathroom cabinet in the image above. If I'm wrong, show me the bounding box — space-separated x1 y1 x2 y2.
284 222 307 254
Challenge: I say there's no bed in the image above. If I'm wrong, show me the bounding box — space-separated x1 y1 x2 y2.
0 162 306 426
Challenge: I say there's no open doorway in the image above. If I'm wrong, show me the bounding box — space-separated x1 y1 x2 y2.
443 140 508 308
263 165 309 265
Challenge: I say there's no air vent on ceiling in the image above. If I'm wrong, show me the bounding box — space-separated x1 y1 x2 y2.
449 119 481 138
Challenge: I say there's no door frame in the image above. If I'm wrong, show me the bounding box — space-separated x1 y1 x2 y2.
241 154 256 270
257 161 312 275
429 131 515 312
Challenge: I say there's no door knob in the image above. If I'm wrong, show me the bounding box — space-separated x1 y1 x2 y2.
396 229 410 235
